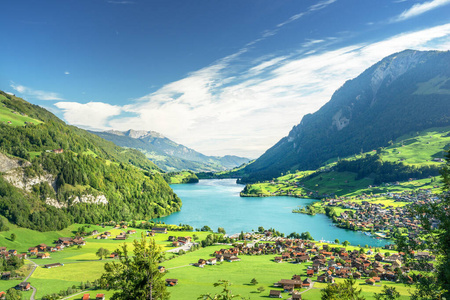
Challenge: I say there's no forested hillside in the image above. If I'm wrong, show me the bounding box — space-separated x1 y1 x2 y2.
241 50 450 183
0 91 181 231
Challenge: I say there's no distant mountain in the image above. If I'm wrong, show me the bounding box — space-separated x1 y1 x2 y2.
240 50 450 183
0 91 181 231
91 129 250 172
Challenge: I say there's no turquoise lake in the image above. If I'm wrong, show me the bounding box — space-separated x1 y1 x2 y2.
156 179 389 247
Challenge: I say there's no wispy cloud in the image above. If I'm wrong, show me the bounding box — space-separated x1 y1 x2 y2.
10 83 64 101
64 71 70 75
60 23 450 157
392 0 450 22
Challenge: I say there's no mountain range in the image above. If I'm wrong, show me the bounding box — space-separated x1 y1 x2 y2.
240 50 450 183
91 129 250 172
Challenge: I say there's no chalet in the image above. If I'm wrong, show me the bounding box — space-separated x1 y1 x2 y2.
207 258 217 265
37 244 47 252
110 253 119 259
302 278 312 287
36 252 50 259
52 148 64 154
283 284 294 293
92 230 99 235
114 235 126 240
366 278 376 285
158 266 165 273
0 248 6 255
127 230 137 235
276 279 302 289
15 282 30 291
28 247 38 255
291 293 302 300
274 257 283 263
96 294 105 300
44 263 63 268
152 227 168 234
168 236 176 241
104 232 111 236
166 279 178 286
269 290 282 298
8 250 17 256
82 294 90 300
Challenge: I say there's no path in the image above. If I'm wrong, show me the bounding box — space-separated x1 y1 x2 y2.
299 282 315 294
24 259 39 300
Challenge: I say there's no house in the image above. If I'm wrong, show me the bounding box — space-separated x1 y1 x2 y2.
52 148 64 154
152 227 167 234
96 294 105 300
302 278 312 287
166 279 178 286
36 252 50 259
8 250 17 256
15 282 30 291
92 230 99 235
114 235 126 240
28 247 38 255
269 290 282 298
82 294 90 300
207 258 217 265
274 257 283 263
366 278 376 285
291 293 302 300
44 263 63 268
158 266 165 273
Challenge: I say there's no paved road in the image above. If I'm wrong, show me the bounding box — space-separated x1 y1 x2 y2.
24 259 39 300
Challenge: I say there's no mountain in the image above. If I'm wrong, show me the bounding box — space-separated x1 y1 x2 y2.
91 129 250 172
240 50 450 183
0 91 181 231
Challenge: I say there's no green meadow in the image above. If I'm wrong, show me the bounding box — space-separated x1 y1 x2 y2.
0 219 415 299
0 100 43 127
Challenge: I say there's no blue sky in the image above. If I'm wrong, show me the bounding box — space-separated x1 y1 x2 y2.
2 0 450 158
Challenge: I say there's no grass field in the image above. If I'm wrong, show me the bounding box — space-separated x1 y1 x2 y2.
0 104 43 127
0 219 415 299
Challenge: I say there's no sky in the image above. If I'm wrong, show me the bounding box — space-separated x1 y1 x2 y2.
1 0 450 158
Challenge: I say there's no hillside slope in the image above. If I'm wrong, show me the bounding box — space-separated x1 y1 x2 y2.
92 129 250 172
241 50 450 183
0 91 181 231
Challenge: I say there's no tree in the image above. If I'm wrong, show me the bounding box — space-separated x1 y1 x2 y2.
256 286 265 293
321 278 364 300
96 247 110 260
10 233 16 242
100 235 168 300
201 225 212 232
217 227 226 235
395 151 450 299
335 239 340 244
198 280 243 300
5 288 22 300
342 240 350 247
300 231 313 240
373 285 400 300
250 278 258 285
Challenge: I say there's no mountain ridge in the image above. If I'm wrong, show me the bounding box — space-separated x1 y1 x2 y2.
240 49 450 183
92 129 250 172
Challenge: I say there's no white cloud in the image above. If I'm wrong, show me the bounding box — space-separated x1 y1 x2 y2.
392 0 450 22
10 83 64 101
54 102 122 130
64 71 70 75
52 22 450 157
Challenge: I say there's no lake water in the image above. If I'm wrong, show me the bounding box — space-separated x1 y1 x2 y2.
155 179 389 247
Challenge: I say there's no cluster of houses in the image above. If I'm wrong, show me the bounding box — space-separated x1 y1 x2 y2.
168 235 191 247
27 236 86 259
328 192 440 239
94 228 137 240
200 238 434 298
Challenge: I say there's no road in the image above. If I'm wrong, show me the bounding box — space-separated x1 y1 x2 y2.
24 259 39 300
